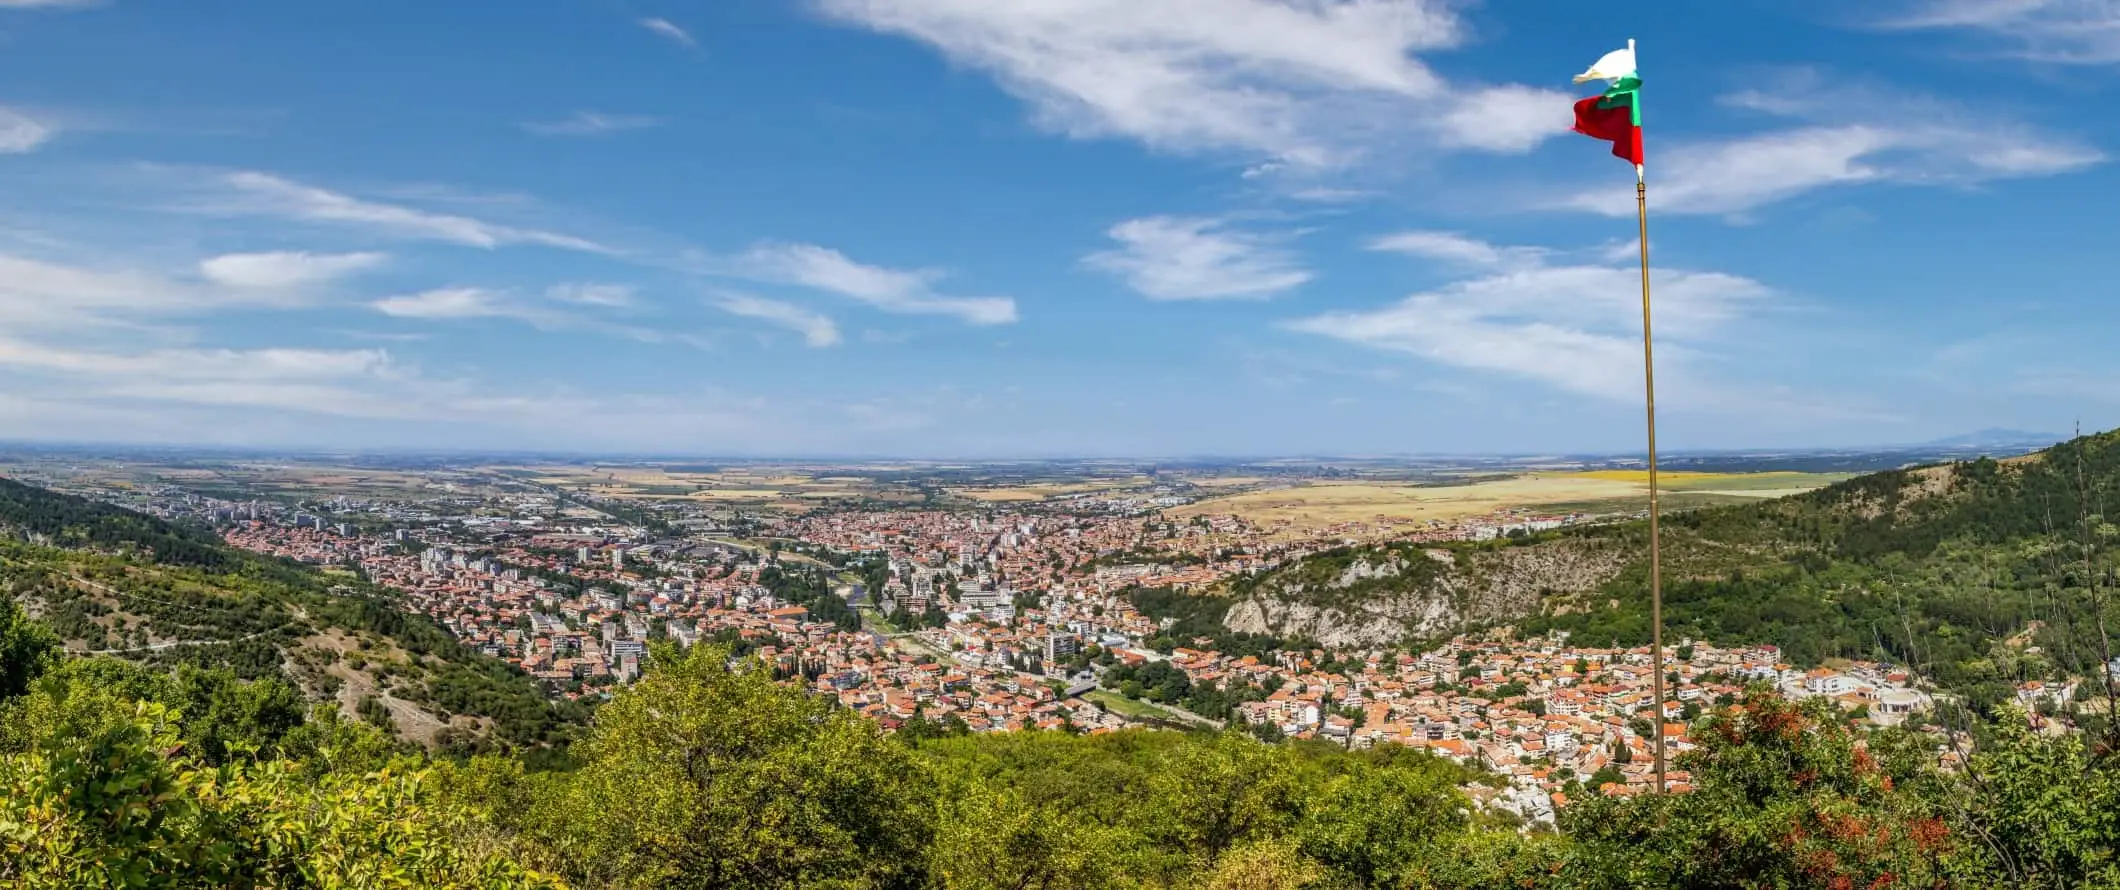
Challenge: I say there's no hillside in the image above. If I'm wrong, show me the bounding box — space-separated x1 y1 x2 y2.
0 476 582 752
1224 431 2120 711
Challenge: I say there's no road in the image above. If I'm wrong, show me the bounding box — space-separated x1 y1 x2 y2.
69 629 272 655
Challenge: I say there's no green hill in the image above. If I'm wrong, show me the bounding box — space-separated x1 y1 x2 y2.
0 476 583 752
1227 431 2120 712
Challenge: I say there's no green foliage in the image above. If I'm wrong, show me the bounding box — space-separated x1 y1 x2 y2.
1563 691 1956 889
0 476 234 569
0 477 577 751
1951 713 2120 887
514 644 934 889
0 671 558 888
758 564 862 632
1515 433 2120 715
0 598 58 699
1126 585 1288 659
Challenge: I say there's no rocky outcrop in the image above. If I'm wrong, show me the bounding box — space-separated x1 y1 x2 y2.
1223 541 1632 648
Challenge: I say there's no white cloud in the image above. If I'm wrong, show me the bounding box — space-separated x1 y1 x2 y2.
1288 233 1769 403
0 338 392 382
212 171 613 253
522 111 664 137
371 285 693 345
0 336 428 421
1085 216 1309 300
639 16 696 47
1878 0 2120 63
711 293 843 347
371 287 518 320
0 107 52 153
0 252 325 330
0 0 99 7
1434 85 1573 154
725 243 1018 324
198 251 386 288
1560 79 2100 216
545 282 636 307
811 0 1567 168
1368 230 1544 269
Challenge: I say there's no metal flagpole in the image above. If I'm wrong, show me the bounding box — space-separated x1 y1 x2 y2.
1635 160 1666 795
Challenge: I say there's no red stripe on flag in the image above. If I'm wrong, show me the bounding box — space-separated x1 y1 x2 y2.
1573 95 1643 165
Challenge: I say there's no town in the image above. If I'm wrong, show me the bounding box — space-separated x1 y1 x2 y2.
31 473 1942 821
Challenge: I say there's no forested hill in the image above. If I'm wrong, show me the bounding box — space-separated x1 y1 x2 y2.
0 475 583 752
1228 430 2120 712
0 477 235 569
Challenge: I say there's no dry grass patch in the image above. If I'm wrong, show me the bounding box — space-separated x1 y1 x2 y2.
1170 471 1846 531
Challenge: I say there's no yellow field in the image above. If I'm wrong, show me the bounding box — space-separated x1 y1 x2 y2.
1169 477 1639 527
1573 470 1746 483
951 478 1150 502
1572 470 1846 492
1170 471 1848 531
1182 476 1274 488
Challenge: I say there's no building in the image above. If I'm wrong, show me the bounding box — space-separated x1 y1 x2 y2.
1044 632 1081 664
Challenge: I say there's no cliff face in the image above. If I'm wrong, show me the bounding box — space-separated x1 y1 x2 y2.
1222 540 1633 648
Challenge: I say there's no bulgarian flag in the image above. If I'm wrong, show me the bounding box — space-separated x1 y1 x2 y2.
1572 39 1642 166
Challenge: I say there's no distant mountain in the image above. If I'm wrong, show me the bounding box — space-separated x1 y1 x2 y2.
1217 427 2120 714
1918 428 2062 450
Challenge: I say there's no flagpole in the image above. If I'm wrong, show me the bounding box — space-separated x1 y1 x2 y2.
1635 160 1666 795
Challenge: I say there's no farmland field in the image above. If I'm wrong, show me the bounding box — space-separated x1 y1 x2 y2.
1168 471 1851 532
952 479 1151 502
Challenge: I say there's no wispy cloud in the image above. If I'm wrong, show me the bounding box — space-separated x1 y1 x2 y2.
811 0 1569 170
0 0 101 8
0 107 53 153
1876 0 2120 63
521 111 664 137
711 293 843 347
371 287 523 320
545 282 636 307
1559 76 2100 217
1368 231 1545 270
1085 216 1310 301
0 251 324 330
370 284 701 347
722 243 1017 325
207 171 614 253
639 16 696 48
198 251 386 288
0 337 432 423
1289 232 1770 405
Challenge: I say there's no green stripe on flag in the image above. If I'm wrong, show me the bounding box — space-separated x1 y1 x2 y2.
1597 76 1642 127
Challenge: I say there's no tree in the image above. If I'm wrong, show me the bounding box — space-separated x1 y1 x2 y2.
0 599 58 700
1298 763 1465 887
520 644 933 889
1143 732 1299 872
1197 839 1319 890
1563 690 1954 889
168 666 307 765
0 679 555 887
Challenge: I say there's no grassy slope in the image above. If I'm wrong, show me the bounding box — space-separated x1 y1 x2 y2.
0 476 582 752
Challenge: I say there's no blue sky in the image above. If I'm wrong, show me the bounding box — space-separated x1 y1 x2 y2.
1 0 2116 457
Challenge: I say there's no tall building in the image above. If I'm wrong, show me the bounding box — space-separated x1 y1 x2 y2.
612 548 625 571
1044 632 1081 665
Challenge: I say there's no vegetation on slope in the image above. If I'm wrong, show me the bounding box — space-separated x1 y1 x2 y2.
10 608 2120 889
0 477 583 752
1231 431 2120 715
